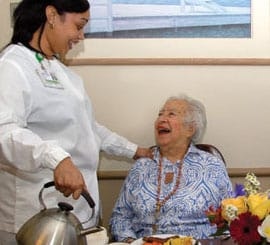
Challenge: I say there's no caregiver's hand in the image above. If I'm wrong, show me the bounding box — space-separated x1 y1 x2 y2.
54 157 87 200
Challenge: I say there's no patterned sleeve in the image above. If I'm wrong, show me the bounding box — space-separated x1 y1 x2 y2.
217 158 234 199
204 153 234 202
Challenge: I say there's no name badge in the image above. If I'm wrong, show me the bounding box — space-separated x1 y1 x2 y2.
36 68 64 89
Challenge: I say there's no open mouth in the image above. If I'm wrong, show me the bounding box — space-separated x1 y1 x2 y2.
157 127 171 135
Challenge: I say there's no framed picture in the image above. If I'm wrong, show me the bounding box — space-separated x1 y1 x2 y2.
85 0 251 38
66 0 270 65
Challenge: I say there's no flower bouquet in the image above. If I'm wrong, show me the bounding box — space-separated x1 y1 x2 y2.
206 173 270 245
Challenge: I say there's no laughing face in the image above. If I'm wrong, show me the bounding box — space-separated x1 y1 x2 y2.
44 6 90 58
154 99 195 149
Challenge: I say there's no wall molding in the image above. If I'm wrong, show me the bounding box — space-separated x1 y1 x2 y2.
66 58 270 66
98 168 270 180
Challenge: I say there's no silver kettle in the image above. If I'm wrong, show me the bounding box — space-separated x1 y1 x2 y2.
16 181 103 245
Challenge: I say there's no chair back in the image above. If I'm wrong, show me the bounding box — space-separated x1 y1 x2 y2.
195 143 226 165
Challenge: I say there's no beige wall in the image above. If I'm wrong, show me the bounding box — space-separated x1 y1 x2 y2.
72 64 270 170
0 1 13 47
1 1 270 170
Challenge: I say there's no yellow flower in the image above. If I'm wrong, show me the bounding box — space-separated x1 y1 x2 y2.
248 193 270 220
258 215 270 242
221 196 247 221
248 193 268 210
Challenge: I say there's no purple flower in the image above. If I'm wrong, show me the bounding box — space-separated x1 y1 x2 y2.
234 183 246 197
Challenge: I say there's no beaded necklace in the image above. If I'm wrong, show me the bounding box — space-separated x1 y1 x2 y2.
152 156 183 234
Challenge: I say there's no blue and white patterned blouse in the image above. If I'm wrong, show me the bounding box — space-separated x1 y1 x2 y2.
109 144 233 241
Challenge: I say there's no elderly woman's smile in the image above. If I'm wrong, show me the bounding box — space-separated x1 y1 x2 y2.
157 126 171 134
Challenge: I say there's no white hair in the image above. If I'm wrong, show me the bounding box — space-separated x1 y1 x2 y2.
165 94 207 143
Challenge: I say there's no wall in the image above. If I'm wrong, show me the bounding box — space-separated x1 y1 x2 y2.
71 64 270 170
0 0 13 47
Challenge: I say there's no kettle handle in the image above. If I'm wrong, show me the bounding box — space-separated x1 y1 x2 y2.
42 181 95 209
39 181 96 222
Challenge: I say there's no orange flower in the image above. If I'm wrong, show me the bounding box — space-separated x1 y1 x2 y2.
221 196 248 221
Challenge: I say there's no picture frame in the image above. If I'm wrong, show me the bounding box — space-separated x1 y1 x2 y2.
85 0 251 39
65 0 270 65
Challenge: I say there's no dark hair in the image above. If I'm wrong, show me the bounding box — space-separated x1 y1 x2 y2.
10 0 90 46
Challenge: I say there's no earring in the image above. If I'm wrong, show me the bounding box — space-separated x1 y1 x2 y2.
49 22 54 29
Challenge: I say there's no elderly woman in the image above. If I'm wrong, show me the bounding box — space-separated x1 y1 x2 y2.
109 94 233 243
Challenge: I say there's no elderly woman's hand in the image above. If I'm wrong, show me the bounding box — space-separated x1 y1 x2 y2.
133 147 153 160
54 157 87 200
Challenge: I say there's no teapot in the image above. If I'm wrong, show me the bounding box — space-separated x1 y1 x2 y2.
16 181 102 245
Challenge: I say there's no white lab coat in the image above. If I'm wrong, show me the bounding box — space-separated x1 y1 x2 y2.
0 44 137 233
